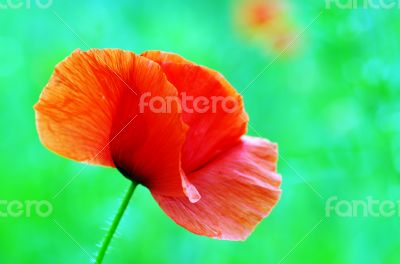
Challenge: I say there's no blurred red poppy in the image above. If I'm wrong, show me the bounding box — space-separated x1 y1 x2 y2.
35 49 281 240
234 0 298 54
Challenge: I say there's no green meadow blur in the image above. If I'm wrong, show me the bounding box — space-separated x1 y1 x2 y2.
1 0 399 263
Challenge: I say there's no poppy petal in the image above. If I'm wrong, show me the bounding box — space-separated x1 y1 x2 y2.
35 49 197 198
142 51 249 173
152 136 281 240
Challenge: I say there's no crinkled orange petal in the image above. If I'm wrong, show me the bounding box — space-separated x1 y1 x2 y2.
142 51 249 173
152 136 282 240
34 49 199 199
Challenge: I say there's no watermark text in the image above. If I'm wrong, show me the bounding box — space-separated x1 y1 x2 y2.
0 200 53 218
325 0 400 9
0 0 52 9
138 92 240 114
326 196 400 217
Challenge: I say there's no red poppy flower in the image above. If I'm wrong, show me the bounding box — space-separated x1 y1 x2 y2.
35 49 281 240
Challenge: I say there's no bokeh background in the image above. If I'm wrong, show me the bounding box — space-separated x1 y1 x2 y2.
1 0 399 263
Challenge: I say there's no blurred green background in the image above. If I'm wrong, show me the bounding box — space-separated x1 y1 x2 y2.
1 0 399 263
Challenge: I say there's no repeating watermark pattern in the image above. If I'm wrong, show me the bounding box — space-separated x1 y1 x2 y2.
326 196 400 218
325 0 400 9
139 92 240 114
0 0 52 9
0 200 53 218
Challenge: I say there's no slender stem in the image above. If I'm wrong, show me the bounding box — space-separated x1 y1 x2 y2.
95 181 138 264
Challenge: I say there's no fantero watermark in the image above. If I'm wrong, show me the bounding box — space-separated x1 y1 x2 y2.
326 196 400 218
139 92 240 114
325 0 400 9
0 0 52 9
0 200 53 218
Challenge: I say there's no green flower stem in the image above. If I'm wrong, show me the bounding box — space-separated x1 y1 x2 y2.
95 181 138 264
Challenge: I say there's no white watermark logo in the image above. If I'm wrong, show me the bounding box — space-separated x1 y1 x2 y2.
138 92 240 114
0 200 53 218
325 0 400 9
326 196 400 218
0 0 53 9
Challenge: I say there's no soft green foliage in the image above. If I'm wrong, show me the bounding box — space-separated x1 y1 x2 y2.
0 0 399 263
